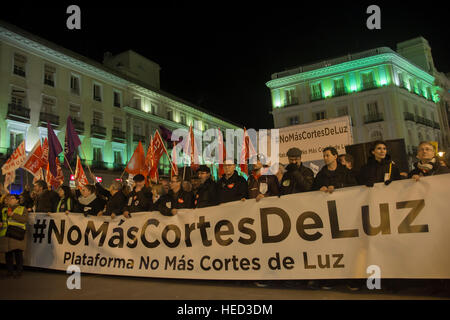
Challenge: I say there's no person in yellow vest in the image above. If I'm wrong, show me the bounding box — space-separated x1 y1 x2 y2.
0 194 28 278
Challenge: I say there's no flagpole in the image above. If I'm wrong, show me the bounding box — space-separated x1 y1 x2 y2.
79 147 94 178
63 154 75 176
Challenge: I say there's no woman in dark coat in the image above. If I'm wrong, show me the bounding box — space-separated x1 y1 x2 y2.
358 140 401 187
56 185 75 213
74 184 106 216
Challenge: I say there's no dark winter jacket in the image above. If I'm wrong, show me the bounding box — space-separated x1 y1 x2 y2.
94 183 127 216
280 163 314 195
34 189 58 212
124 186 153 213
153 194 174 216
217 171 248 204
408 158 450 178
313 163 357 190
56 197 75 212
75 196 106 216
358 155 401 186
194 178 218 208
248 172 280 199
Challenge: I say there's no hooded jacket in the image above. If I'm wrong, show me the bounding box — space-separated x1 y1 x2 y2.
358 155 401 186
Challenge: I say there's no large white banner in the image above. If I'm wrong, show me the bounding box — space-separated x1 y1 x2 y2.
277 116 353 164
23 174 450 279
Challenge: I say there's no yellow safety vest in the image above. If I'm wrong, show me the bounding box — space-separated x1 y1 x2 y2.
0 206 26 237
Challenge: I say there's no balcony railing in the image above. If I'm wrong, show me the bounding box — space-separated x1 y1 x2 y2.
361 80 377 91
332 87 347 97
114 101 121 108
283 97 299 107
91 124 107 138
7 103 30 123
39 112 59 127
364 112 384 124
72 118 84 134
112 129 126 142
433 122 440 130
93 96 102 102
415 116 430 127
44 78 55 87
133 134 146 142
13 67 25 77
113 163 126 171
310 92 323 102
404 112 415 122
91 161 107 170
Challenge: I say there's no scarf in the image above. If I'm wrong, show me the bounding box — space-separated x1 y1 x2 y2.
417 158 436 173
78 193 97 205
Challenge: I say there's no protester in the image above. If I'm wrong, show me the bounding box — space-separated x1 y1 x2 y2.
217 160 248 204
160 176 170 195
357 141 401 187
33 180 57 213
247 155 279 201
280 148 314 195
96 180 127 219
190 173 202 196
313 147 357 192
74 184 106 216
165 175 194 215
123 174 153 218
194 165 218 208
151 183 174 216
56 185 75 213
339 154 353 170
0 194 28 278
19 188 34 211
409 141 450 179
275 163 285 184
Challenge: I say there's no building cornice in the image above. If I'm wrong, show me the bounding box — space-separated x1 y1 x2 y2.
266 53 435 89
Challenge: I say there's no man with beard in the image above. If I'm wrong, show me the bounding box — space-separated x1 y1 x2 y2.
279 148 314 195
194 165 218 208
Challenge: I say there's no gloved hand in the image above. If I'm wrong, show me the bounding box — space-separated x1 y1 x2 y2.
365 180 374 187
384 179 392 186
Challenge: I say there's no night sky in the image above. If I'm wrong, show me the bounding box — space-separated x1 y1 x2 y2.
1 1 449 130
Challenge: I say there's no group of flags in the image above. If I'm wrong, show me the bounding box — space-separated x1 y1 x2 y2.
1 120 258 191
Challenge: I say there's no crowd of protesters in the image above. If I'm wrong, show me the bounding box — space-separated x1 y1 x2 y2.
0 140 449 285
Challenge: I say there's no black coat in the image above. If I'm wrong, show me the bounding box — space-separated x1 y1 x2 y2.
75 196 106 216
34 190 58 212
125 186 153 213
358 155 401 186
56 197 75 212
94 183 127 216
313 163 357 190
153 194 174 216
280 163 314 195
217 171 248 204
248 173 280 199
194 178 218 208
408 158 450 177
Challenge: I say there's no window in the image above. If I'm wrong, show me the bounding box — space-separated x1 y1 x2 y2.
371 130 383 141
93 83 102 102
13 53 26 77
180 113 186 125
11 88 26 106
93 111 103 126
310 83 322 100
314 111 326 120
333 78 346 96
44 65 56 87
10 132 24 149
194 119 201 130
70 75 80 95
409 79 415 92
69 104 81 120
114 151 123 164
113 91 121 107
93 147 102 162
113 117 122 131
42 96 56 114
398 72 404 86
204 123 209 131
337 106 348 117
133 123 143 135
284 88 297 106
367 101 379 116
362 72 374 84
167 109 173 121
289 116 299 125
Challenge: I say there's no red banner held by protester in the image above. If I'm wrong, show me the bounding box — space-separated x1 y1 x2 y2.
22 140 44 176
74 156 89 188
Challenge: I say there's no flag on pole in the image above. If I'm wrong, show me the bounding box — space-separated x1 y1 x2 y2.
64 116 82 167
125 141 147 176
239 128 257 175
41 138 49 169
47 122 63 177
74 156 89 188
1 140 26 175
22 140 44 176
33 168 44 184
46 158 64 189
149 131 165 181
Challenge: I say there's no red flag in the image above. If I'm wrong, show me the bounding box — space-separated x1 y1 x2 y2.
171 142 179 178
41 138 49 169
4 171 15 188
125 141 146 176
33 168 44 184
1 141 26 175
144 135 154 173
22 140 44 176
46 158 64 190
186 126 199 171
74 156 89 188
239 128 257 175
218 130 227 177
148 131 166 182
